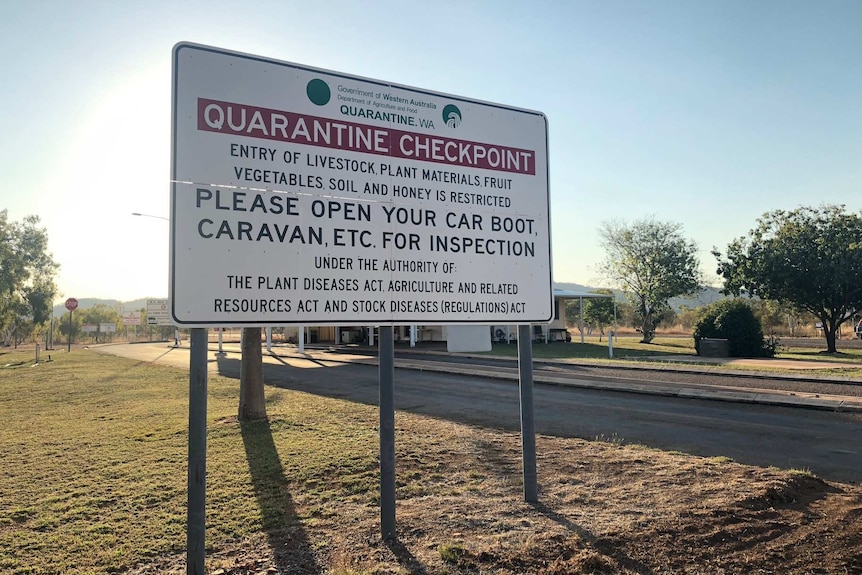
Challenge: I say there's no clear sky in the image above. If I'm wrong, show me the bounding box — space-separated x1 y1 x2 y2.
2 0 860 303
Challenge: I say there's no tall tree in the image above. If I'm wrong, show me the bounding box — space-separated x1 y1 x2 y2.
598 217 702 343
24 276 56 327
713 204 862 353
565 291 616 338
0 211 58 343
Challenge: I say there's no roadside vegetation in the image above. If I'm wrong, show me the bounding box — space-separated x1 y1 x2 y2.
483 333 862 378
595 205 862 352
0 210 57 348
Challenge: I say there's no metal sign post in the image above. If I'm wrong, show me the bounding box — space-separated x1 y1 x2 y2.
517 324 538 503
67 310 73 352
378 326 396 540
65 298 78 352
186 328 208 574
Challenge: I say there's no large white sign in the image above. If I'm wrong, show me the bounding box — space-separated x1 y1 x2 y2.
171 43 552 326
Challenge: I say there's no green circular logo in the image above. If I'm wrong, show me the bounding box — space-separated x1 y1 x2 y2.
442 104 462 128
306 79 331 106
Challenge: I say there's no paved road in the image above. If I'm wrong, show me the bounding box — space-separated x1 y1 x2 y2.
363 349 862 403
100 342 862 483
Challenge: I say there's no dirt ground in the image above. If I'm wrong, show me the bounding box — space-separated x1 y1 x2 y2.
127 425 862 575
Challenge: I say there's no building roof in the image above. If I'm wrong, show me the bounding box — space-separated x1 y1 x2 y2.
553 288 614 299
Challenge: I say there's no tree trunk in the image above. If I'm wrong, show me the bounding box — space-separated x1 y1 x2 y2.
640 313 654 344
824 326 838 354
239 327 267 421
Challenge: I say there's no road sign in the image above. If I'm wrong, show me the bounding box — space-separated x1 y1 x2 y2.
100 323 116 333
122 311 142 326
171 42 552 327
65 298 78 311
146 299 172 326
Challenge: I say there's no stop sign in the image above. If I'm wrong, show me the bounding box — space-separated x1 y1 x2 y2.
65 298 78 311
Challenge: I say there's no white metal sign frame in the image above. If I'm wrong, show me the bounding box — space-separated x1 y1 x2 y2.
171 42 552 326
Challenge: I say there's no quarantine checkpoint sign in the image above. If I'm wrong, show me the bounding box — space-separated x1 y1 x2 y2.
171 42 551 327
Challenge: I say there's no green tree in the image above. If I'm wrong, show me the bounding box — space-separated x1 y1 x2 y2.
747 298 808 336
676 305 701 331
0 211 58 344
583 290 616 340
564 300 580 328
1 297 29 347
25 277 56 328
565 300 593 336
57 310 81 345
713 205 862 353
598 217 702 343
613 300 636 330
693 298 774 357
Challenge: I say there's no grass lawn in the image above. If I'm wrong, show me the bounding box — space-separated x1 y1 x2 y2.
2 346 862 574
0 348 380 574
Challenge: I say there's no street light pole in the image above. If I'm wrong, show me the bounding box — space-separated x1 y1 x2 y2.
131 212 170 221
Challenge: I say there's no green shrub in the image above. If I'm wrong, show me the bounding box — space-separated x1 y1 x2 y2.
439 542 467 563
693 299 776 357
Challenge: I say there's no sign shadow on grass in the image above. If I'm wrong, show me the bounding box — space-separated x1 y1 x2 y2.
219 353 442 573
529 501 657 574
385 539 432 575
240 417 321 574
467 437 657 573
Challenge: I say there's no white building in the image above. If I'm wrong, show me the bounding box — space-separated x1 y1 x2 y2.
275 288 615 349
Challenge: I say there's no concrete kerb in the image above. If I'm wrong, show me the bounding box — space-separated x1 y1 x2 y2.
401 348 862 385
212 343 862 414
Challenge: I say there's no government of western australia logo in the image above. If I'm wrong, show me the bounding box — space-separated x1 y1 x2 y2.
306 79 331 106
442 104 462 128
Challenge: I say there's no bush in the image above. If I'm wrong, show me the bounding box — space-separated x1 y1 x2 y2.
693 299 776 358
